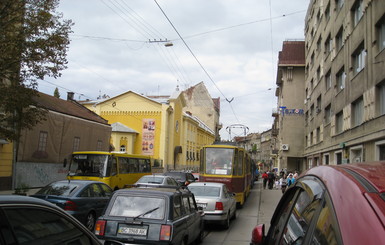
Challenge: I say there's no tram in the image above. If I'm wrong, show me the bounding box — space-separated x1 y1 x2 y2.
199 143 253 206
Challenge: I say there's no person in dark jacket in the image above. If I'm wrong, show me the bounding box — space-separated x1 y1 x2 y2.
268 170 276 190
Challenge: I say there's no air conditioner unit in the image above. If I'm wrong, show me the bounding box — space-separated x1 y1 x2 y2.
281 144 289 151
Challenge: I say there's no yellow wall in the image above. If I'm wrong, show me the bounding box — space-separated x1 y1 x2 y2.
0 142 13 177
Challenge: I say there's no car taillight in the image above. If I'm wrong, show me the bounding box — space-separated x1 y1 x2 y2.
215 202 224 211
160 225 171 241
95 220 106 236
64 200 77 211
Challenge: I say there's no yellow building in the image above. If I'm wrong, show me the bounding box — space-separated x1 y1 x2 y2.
83 89 215 170
0 140 13 189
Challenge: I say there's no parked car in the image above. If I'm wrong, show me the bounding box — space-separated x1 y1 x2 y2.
163 171 198 186
134 174 180 188
251 162 385 245
95 186 205 244
0 195 101 244
31 179 113 231
188 182 237 229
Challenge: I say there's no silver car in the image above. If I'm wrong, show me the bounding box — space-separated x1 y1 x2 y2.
134 174 180 188
188 182 237 229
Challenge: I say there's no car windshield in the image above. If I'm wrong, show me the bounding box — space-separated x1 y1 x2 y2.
137 176 164 184
189 186 220 197
36 182 80 196
69 154 108 177
109 195 165 220
164 172 185 181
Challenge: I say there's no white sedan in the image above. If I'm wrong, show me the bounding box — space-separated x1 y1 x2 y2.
188 182 237 229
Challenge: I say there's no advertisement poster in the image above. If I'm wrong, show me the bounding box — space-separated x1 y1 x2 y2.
142 119 155 155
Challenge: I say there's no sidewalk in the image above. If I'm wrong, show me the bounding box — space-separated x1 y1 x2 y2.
256 183 283 231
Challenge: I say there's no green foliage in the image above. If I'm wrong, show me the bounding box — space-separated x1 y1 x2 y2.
54 87 60 98
0 0 73 141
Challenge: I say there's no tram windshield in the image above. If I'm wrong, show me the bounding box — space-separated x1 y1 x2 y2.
69 154 109 177
205 148 234 175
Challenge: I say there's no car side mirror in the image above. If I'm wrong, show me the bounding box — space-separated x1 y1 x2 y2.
251 224 265 245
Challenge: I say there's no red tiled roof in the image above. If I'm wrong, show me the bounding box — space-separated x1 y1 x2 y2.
34 92 109 125
278 41 305 66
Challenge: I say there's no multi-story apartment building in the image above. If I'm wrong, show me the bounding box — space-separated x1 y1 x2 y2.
275 41 307 172
304 0 385 167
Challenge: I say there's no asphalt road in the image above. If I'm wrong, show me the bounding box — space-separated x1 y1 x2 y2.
201 180 282 245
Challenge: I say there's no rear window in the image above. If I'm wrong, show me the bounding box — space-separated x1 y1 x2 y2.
137 176 164 184
109 195 165 220
189 186 220 197
164 172 185 181
35 183 80 196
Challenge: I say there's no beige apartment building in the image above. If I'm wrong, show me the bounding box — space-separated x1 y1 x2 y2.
304 0 385 167
275 41 307 172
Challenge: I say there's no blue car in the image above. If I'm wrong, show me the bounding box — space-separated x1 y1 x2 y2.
31 180 113 231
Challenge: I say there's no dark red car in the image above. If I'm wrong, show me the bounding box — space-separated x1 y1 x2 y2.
251 162 385 245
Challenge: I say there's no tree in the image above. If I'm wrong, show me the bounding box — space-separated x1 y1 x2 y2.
53 87 60 98
0 0 73 143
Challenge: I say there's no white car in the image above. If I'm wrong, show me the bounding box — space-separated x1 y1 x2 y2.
188 182 237 229
134 174 180 188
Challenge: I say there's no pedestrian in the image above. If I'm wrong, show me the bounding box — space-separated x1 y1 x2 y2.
280 169 284 178
293 171 299 179
262 171 268 189
287 173 295 187
280 174 287 194
268 170 276 190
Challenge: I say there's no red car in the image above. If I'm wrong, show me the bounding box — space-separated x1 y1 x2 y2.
251 162 385 245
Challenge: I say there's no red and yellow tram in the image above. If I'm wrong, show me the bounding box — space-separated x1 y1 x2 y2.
199 143 253 206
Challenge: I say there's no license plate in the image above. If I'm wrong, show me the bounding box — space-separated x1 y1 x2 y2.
118 226 148 236
197 203 207 209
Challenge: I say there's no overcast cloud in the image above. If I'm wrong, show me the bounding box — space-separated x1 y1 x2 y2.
40 0 310 140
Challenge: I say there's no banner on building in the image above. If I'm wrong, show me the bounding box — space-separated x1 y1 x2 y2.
142 119 155 155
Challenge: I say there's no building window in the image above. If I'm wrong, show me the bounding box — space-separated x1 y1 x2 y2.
377 16 385 52
375 140 385 161
352 0 363 27
325 34 332 55
310 131 314 145
336 0 344 12
317 66 321 81
335 151 343 165
378 82 385 116
350 145 363 163
336 68 346 92
310 104 315 118
38 131 48 151
325 69 332 90
336 28 343 51
323 154 330 165
317 36 322 53
352 43 366 74
325 104 332 124
316 95 322 114
73 137 80 151
336 111 343 134
120 145 126 152
352 97 363 127
316 127 321 143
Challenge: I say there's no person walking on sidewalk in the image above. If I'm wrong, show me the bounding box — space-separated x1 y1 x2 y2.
268 170 276 190
280 174 287 194
262 171 268 189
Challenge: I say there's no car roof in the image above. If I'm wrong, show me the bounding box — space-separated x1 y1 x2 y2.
300 162 385 244
188 182 224 187
114 187 190 196
0 195 60 207
54 180 106 185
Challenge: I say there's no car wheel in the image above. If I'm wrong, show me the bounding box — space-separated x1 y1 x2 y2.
85 211 96 231
222 212 230 229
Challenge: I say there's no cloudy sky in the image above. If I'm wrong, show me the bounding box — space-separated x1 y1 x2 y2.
40 0 310 140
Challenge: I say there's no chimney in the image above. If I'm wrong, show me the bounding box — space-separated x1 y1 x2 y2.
67 92 74 101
